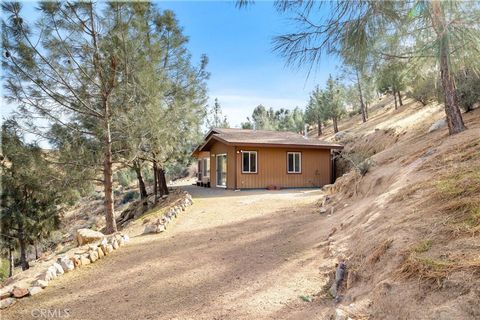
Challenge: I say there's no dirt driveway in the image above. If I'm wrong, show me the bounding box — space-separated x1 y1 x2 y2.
4 185 336 320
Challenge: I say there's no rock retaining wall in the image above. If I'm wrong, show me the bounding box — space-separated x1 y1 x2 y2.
0 232 129 310
143 191 193 234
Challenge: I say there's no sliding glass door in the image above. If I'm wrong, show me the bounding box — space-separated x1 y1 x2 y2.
216 154 227 187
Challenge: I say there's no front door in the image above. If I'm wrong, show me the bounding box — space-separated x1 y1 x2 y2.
216 154 227 187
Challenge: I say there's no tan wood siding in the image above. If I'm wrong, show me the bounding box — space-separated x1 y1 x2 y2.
235 146 331 189
209 141 236 189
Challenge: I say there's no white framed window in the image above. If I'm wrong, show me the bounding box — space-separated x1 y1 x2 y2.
242 151 257 173
203 158 210 176
287 152 301 173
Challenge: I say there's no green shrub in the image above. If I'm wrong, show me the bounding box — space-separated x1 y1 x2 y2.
122 190 139 204
0 259 10 281
348 109 360 118
116 170 134 187
456 72 480 112
407 75 437 106
341 151 375 176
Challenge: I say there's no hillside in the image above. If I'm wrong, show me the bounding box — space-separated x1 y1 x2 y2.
304 96 480 319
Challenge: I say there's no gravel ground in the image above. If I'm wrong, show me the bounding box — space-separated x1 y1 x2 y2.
3 184 335 320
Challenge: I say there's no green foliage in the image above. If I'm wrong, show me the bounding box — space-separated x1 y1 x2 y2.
406 70 437 106
305 86 328 134
414 240 433 253
122 191 139 204
206 98 229 129
271 0 480 134
456 71 480 112
0 259 9 281
243 105 305 132
341 151 375 176
116 170 135 188
1 121 68 269
376 60 407 95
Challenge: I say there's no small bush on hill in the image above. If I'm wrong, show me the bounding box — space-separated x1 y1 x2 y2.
407 74 437 106
340 151 375 176
116 170 135 187
456 72 480 112
122 190 139 204
0 259 9 281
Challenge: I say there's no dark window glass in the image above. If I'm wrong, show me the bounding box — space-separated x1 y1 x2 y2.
250 153 256 172
243 152 249 172
288 153 294 172
294 153 300 172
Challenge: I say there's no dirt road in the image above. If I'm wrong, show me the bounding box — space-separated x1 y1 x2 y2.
4 185 335 320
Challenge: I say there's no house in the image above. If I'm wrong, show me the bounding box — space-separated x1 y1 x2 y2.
192 128 343 190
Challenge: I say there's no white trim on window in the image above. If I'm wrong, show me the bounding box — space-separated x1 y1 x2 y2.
241 151 258 173
287 152 302 174
216 154 227 188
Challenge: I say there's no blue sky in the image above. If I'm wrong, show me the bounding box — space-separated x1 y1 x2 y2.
159 1 339 126
1 1 340 127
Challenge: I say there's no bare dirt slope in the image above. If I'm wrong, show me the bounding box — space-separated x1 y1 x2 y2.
3 187 339 320
303 98 480 319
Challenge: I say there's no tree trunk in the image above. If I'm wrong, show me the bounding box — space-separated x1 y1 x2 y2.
317 120 322 136
133 161 147 199
34 242 39 260
355 68 367 123
18 222 29 271
333 117 339 133
157 167 169 196
398 90 403 106
8 246 14 277
103 101 117 234
153 160 158 202
430 1 466 135
393 89 398 110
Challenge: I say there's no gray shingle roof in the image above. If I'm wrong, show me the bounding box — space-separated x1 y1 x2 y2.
199 128 343 150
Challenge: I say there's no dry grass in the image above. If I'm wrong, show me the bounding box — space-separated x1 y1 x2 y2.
432 166 480 233
367 239 393 265
398 252 480 286
413 239 433 253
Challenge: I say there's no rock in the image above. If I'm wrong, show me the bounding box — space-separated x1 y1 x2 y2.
122 234 129 243
47 266 57 279
12 287 29 298
88 250 99 263
76 228 105 246
320 207 327 214
105 244 114 254
33 280 48 289
144 224 165 234
58 257 74 272
334 131 348 141
80 255 91 266
0 287 12 300
428 119 447 133
335 308 353 320
97 246 105 258
0 298 16 309
112 239 119 250
53 262 64 275
28 286 43 296
70 256 81 268
99 244 108 256
346 270 359 289
117 237 125 246
322 184 334 192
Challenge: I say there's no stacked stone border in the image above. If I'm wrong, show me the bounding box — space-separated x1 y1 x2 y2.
143 191 193 234
0 232 129 310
